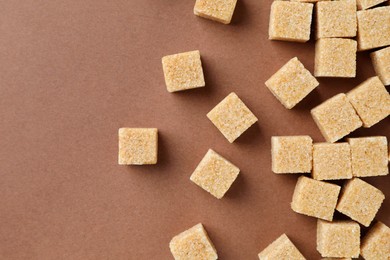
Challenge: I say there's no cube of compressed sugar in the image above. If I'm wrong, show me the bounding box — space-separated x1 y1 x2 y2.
312 143 352 181
291 176 341 221
311 93 362 143
348 137 389 177
357 7 390 51
207 92 258 143
314 38 357 77
162 50 205 92
346 77 390 128
269 1 313 42
258 234 306 260
265 57 319 109
361 222 390 260
316 0 357 39
336 178 385 227
271 136 313 174
194 0 237 24
357 0 387 9
169 223 218 260
371 46 390 85
118 128 158 165
190 149 240 199
317 220 360 258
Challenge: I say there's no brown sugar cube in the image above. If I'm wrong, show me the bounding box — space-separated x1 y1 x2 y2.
357 7 390 51
258 234 306 260
348 137 389 177
265 57 319 109
271 136 313 174
269 1 313 42
361 221 390 260
346 76 390 128
169 223 218 260
190 149 240 199
162 50 205 92
311 93 362 143
314 38 357 77
317 220 360 258
357 0 387 9
312 143 352 181
291 176 341 221
118 128 158 165
371 46 390 85
207 92 258 143
336 178 385 227
316 0 357 39
194 0 237 24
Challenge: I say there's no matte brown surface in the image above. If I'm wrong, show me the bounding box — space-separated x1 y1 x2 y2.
0 0 389 259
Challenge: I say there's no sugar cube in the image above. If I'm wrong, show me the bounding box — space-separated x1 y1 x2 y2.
194 0 237 24
371 46 390 85
361 221 390 260
258 234 306 260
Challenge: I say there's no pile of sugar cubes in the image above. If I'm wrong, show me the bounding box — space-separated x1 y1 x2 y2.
118 0 390 259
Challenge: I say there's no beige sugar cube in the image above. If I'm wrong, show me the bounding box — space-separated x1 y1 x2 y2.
258 234 306 260
336 178 385 227
207 92 258 143
357 0 387 9
348 137 389 177
291 176 341 221
265 57 319 109
357 7 390 51
194 0 237 24
162 50 205 92
312 143 352 181
269 1 313 42
316 0 357 39
361 221 390 260
169 223 218 260
311 93 362 143
371 46 390 85
317 220 360 258
271 136 313 174
190 149 240 199
118 128 158 165
314 38 357 77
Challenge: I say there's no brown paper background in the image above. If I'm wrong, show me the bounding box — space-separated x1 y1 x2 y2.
0 0 389 259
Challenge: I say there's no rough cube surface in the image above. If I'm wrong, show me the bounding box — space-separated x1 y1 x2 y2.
118 128 158 165
291 176 341 221
162 50 205 92
361 221 390 260
269 1 313 42
348 137 389 177
314 38 357 77
357 0 387 9
207 92 258 143
271 136 313 174
265 57 319 109
169 223 218 260
317 220 360 258
194 0 237 24
347 76 390 127
258 234 306 260
336 178 385 227
371 46 390 85
311 93 362 143
190 149 240 199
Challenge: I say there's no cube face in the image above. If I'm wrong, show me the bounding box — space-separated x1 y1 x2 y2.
371 46 390 86
348 137 389 177
314 38 357 77
162 50 205 92
265 57 319 109
311 93 362 143
336 178 385 227
194 0 237 24
271 136 313 174
118 128 158 165
169 223 218 260
347 76 390 128
357 0 387 9
312 143 352 181
291 176 341 221
316 0 357 39
317 220 360 258
258 234 306 260
190 149 240 199
361 222 390 260
207 92 258 143
269 1 313 42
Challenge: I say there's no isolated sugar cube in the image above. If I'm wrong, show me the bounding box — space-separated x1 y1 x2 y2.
371 46 390 86
258 234 306 260
194 0 237 24
357 0 387 9
361 221 390 260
